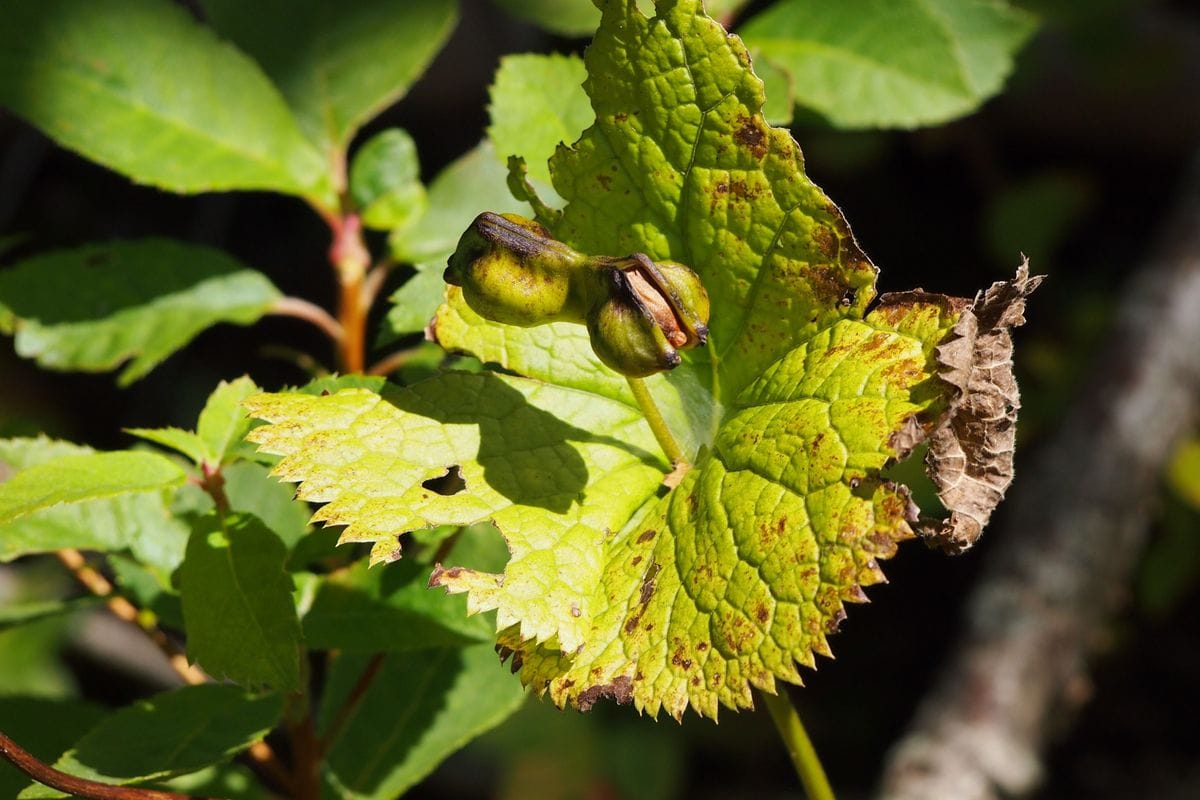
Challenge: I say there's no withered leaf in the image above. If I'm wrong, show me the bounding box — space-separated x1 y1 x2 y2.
920 261 1044 553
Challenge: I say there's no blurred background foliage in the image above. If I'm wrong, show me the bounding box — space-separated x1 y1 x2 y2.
2 0 1199 797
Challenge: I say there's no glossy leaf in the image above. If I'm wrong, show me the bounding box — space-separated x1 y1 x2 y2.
0 240 282 385
18 685 282 799
319 645 526 799
488 54 592 185
0 0 332 203
196 377 262 465
739 0 1037 129
202 0 457 154
178 513 303 691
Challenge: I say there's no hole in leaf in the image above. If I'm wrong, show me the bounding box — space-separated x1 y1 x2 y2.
422 465 465 496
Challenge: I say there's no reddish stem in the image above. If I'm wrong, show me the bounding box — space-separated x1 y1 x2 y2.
0 730 190 800
329 214 371 374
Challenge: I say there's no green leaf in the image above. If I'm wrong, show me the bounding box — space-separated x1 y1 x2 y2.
196 376 261 465
0 597 102 630
740 0 1038 129
17 685 282 799
0 438 189 569
124 427 210 466
249 0 1035 719
0 618 76 698
0 0 331 204
222 461 312 550
381 265 449 341
389 141 531 265
319 645 526 799
0 450 185 526
0 240 282 385
201 0 457 154
493 0 655 35
350 128 427 232
1167 438 1200 510
178 513 303 691
0 698 104 799
488 54 593 186
302 556 493 652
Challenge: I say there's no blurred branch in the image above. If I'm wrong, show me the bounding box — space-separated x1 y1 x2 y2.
877 154 1200 800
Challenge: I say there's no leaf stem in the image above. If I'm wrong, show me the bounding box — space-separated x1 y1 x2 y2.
269 296 345 342
328 213 371 374
0 729 191 800
761 688 836 800
626 376 688 470
366 345 422 377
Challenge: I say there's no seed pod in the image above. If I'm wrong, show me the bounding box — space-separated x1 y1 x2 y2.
445 212 588 326
586 255 711 377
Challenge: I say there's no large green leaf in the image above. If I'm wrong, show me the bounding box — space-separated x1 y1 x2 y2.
202 0 457 156
0 450 185 526
18 685 282 799
178 513 303 691
0 240 282 385
319 645 526 799
739 0 1037 129
248 0 1035 719
0 0 332 204
488 54 593 185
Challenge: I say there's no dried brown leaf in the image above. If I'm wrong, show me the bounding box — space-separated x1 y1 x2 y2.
920 261 1044 553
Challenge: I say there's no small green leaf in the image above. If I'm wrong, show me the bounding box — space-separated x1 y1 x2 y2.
350 128 428 232
0 451 185 526
0 618 76 698
17 685 283 799
125 427 210 466
0 0 331 203
380 265 449 341
319 645 526 800
494 0 603 36
178 513 303 691
302 557 493 652
196 376 261 465
389 141 531 264
488 54 593 185
740 0 1038 129
202 0 457 154
1166 439 1200 510
0 240 282 385
0 699 104 799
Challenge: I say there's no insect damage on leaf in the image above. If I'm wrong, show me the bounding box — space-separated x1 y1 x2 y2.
246 0 1040 720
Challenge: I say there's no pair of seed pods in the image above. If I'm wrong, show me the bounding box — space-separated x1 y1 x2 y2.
446 212 710 377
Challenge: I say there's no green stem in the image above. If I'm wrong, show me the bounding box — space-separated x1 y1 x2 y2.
626 376 688 468
761 688 836 800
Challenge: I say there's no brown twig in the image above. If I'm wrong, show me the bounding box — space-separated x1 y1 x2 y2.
55 549 207 686
0 729 191 800
877 156 1200 799
366 345 422 377
318 653 386 758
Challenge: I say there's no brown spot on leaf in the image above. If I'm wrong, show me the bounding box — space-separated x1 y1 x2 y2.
577 675 633 711
597 173 612 190
755 603 769 623
734 116 768 159
614 112 628 122
637 529 657 544
631 555 643 567
812 226 837 259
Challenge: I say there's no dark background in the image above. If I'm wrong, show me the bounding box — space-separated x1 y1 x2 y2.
2 0 1199 797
